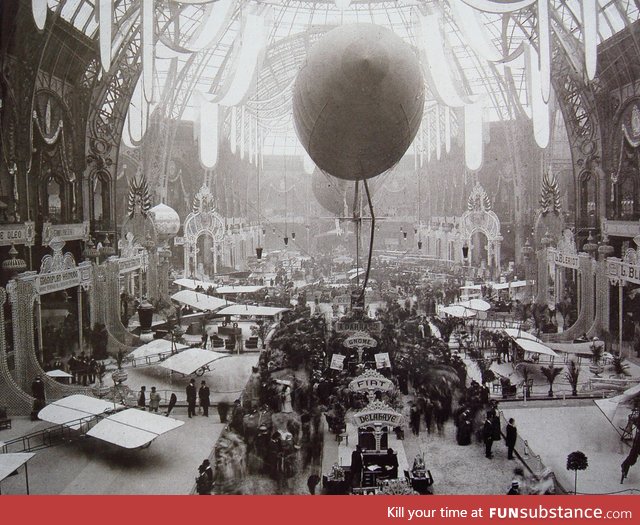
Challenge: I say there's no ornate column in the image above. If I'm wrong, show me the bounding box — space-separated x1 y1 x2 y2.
0 287 33 414
7 272 38 391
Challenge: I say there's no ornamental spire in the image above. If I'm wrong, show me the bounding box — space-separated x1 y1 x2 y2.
539 170 561 215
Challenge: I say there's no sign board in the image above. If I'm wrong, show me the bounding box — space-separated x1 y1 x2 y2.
550 249 579 269
117 254 146 274
344 331 378 350
348 370 393 393
174 236 185 246
330 353 345 371
36 268 80 294
620 262 640 284
335 320 382 334
35 263 91 295
353 401 404 427
42 221 89 246
608 259 640 285
0 222 35 247
375 352 391 369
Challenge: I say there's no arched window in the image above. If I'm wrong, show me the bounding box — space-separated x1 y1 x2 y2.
40 171 69 224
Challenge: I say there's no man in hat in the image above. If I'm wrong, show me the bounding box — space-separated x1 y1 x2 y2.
507 480 520 495
186 379 197 418
198 380 210 417
482 412 494 459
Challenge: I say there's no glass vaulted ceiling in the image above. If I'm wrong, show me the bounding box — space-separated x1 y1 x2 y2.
50 0 640 156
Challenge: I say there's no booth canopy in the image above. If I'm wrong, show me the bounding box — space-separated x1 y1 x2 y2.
171 290 234 312
0 453 35 483
38 395 116 427
86 409 184 449
160 348 230 376
215 304 289 317
514 338 558 358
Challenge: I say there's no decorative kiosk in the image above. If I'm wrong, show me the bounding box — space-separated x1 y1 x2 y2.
352 401 403 490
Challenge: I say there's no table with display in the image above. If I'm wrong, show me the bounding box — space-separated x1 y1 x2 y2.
360 451 398 487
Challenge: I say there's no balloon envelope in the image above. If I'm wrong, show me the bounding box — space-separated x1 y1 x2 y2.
293 24 425 181
311 168 378 216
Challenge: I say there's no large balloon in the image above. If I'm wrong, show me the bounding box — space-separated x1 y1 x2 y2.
293 24 425 181
311 168 378 216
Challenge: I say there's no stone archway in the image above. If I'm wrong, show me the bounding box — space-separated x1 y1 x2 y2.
459 183 502 276
183 185 224 279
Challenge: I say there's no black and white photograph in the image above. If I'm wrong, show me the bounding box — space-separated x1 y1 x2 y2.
1 0 640 497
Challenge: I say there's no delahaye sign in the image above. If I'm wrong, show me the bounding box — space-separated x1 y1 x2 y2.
353 401 404 427
348 371 393 393
343 331 377 349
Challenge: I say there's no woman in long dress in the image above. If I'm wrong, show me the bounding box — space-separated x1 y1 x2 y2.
281 385 293 413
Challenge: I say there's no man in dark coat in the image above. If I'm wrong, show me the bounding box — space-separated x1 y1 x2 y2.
31 376 46 419
137 386 146 410
186 379 197 418
505 418 517 459
199 380 210 417
350 445 363 487
31 376 46 406
196 459 214 495
482 412 494 459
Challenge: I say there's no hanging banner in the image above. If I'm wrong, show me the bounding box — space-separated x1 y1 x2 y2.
42 221 90 246
330 353 345 371
0 222 35 247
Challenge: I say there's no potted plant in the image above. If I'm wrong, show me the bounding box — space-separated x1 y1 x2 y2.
589 343 604 377
251 320 270 349
92 362 109 397
611 355 631 378
565 359 580 396
520 365 532 398
111 349 128 384
540 365 563 397
566 450 588 494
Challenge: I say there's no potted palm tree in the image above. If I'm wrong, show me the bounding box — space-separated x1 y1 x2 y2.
540 365 563 397
92 362 109 397
520 365 533 398
589 343 604 377
611 355 631 378
565 359 580 396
